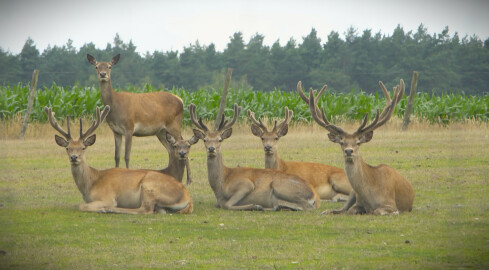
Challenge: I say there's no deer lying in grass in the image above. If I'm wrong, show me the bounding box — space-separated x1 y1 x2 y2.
45 105 193 214
87 54 192 185
303 80 414 215
189 103 320 211
248 107 352 201
160 132 199 184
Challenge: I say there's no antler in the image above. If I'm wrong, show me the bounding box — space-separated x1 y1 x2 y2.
307 89 347 135
188 104 209 131
272 107 293 132
247 109 269 132
353 79 405 135
189 103 241 132
297 81 327 116
80 105 111 139
216 104 241 131
44 106 72 140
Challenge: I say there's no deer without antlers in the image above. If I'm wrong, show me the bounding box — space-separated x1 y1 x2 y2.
87 54 191 184
45 106 193 214
189 103 320 211
301 80 414 215
248 107 352 201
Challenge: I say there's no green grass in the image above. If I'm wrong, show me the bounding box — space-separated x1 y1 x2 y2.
1 122 489 269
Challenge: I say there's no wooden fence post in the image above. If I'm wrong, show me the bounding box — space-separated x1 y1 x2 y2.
402 71 419 131
215 68 233 128
19 69 39 139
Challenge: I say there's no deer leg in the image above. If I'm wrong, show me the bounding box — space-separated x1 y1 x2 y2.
270 178 317 210
373 205 399 216
331 173 353 198
79 200 116 213
113 132 122 168
222 183 262 211
324 192 356 215
124 132 133 168
347 204 367 215
272 199 305 211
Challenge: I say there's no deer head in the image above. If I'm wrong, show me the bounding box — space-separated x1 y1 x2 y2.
87 54 120 81
189 103 241 157
165 132 199 160
248 107 293 155
303 80 404 163
45 106 110 165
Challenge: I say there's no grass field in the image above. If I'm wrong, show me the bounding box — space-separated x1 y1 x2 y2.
1 119 488 269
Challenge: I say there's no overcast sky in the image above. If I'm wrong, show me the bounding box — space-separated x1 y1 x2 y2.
1 0 488 55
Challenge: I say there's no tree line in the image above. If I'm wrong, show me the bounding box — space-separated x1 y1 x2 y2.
1 24 488 95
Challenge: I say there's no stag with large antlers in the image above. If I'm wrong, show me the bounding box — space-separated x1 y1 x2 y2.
300 80 414 215
45 106 193 214
189 103 320 211
248 107 352 201
87 54 191 184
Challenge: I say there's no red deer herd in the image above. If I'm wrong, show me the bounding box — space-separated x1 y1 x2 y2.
45 54 414 215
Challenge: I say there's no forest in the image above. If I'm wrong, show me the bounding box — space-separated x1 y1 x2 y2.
1 24 488 95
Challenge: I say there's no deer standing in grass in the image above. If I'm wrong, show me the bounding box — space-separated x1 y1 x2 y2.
189 103 320 211
302 80 414 215
87 54 191 184
248 107 352 201
45 105 193 214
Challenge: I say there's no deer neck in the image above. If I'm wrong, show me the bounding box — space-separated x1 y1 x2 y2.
264 150 286 171
343 154 371 192
160 153 185 182
70 158 99 203
98 79 115 105
206 152 227 202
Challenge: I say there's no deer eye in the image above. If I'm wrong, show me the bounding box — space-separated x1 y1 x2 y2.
203 139 207 142
274 137 279 141
82 147 86 150
218 138 223 142
260 137 264 141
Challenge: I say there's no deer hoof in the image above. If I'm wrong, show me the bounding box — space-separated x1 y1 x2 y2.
255 205 264 211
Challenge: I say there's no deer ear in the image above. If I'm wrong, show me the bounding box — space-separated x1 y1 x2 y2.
277 124 289 137
55 135 69 147
192 129 206 140
328 133 341 143
221 128 233 140
359 131 373 144
87 54 97 66
188 135 199 145
166 132 176 144
250 124 263 137
111 54 120 65
83 134 96 147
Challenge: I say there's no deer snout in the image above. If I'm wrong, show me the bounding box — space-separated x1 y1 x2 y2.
70 155 78 162
264 145 272 152
344 149 353 156
178 151 187 158
99 72 107 78
208 146 215 153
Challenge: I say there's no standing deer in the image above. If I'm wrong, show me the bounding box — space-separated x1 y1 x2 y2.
302 80 414 215
248 107 352 201
87 54 190 184
45 105 193 214
189 103 320 211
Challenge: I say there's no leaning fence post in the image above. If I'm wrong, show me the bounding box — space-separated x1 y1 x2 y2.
215 68 233 128
19 69 40 139
402 71 418 131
